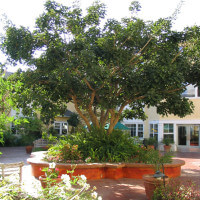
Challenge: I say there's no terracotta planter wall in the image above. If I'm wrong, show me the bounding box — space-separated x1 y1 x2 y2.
27 153 185 180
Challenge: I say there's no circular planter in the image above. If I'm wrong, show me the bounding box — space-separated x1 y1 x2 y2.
27 152 185 180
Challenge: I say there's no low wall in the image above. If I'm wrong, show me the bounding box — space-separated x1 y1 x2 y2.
27 152 185 180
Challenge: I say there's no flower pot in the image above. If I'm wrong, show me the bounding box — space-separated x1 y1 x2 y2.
39 175 62 188
26 146 33 154
143 174 169 200
164 145 171 152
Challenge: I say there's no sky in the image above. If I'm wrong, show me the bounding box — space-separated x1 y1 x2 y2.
1 0 200 72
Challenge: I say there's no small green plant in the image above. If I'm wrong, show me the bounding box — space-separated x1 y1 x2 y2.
39 170 102 200
145 137 157 146
152 179 200 200
85 157 92 163
132 146 172 168
162 138 174 146
41 162 60 179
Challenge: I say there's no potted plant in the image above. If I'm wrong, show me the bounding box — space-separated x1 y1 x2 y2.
20 134 35 154
144 137 157 149
162 138 174 152
143 150 172 200
39 162 62 188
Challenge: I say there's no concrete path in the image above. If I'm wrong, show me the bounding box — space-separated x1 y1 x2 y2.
0 147 200 200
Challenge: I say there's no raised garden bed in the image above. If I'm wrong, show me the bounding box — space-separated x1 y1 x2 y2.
27 152 185 180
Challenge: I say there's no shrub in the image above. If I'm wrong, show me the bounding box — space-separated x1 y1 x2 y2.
132 145 172 169
44 141 83 163
67 127 140 162
44 127 173 164
14 117 42 138
152 179 200 200
0 130 21 146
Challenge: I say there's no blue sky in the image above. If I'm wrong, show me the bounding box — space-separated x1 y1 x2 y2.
1 0 200 71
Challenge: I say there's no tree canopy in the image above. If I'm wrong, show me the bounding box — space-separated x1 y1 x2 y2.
2 0 200 133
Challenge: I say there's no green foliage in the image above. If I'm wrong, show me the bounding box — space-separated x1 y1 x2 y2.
20 133 37 146
162 138 174 146
132 145 172 168
14 117 42 137
0 179 35 200
2 1 199 132
2 117 42 147
45 142 83 163
0 130 21 146
1 129 38 147
42 163 59 179
144 137 158 146
39 170 101 200
152 179 200 200
32 147 47 152
0 171 101 200
0 74 22 144
67 128 140 162
67 113 79 127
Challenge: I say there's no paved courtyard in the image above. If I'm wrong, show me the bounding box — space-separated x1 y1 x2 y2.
0 147 200 200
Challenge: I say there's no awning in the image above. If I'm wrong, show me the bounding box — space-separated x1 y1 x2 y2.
105 122 129 130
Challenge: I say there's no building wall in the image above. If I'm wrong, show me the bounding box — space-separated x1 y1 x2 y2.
160 99 200 120
122 98 200 152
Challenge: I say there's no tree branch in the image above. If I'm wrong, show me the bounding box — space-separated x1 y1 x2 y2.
71 95 91 129
87 91 100 128
75 68 95 91
129 37 153 63
171 47 184 64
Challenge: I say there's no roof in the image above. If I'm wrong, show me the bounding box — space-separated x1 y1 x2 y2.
63 110 74 117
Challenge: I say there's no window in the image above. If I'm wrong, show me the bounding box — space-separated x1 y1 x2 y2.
125 124 143 138
126 124 136 137
164 124 173 133
182 85 200 98
150 124 158 141
54 122 68 135
138 124 144 138
163 123 174 141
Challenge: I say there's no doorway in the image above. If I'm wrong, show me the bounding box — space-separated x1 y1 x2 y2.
178 125 200 147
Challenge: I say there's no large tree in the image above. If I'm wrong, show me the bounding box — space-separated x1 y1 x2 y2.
2 1 200 133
